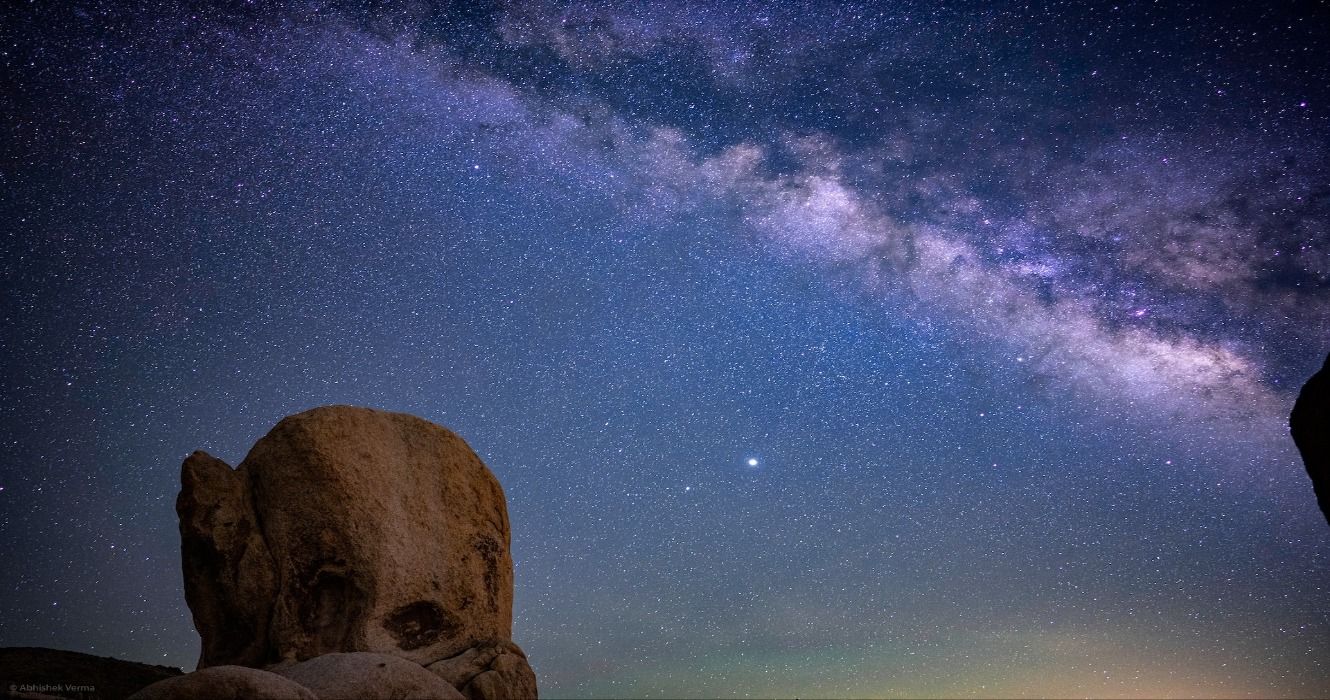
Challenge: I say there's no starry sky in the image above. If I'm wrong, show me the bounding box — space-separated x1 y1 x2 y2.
3 1 1330 697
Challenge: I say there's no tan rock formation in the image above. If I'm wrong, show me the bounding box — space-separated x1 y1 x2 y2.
177 406 535 698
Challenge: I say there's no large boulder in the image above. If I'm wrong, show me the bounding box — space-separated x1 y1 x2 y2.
1291 353 1330 527
275 652 464 700
126 666 315 700
178 406 518 668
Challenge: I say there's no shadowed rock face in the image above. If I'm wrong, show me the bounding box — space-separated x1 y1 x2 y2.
177 452 276 668
1291 353 1330 527
178 406 517 669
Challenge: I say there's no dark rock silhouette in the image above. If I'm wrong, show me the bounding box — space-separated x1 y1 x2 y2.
1291 353 1330 527
0 647 182 700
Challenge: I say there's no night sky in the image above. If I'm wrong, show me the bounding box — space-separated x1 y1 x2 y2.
3 1 1330 697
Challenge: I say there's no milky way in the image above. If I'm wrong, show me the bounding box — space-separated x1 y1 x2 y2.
3 2 1329 697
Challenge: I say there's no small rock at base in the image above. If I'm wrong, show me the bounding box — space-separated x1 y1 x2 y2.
275 652 464 700
127 665 317 700
462 651 538 700
426 640 518 688
428 642 536 700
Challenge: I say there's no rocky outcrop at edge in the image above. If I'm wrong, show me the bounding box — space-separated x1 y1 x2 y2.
1291 353 1330 527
